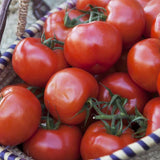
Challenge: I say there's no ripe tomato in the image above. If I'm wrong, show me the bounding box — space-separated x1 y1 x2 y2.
43 9 88 42
127 38 160 92
143 0 160 37
23 125 82 160
98 72 149 114
106 0 145 48
143 97 160 135
44 67 99 125
76 0 111 10
64 21 122 74
151 13 160 39
12 37 68 87
80 121 136 160
0 86 41 146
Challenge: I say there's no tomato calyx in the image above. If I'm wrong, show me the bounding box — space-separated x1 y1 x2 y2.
64 5 107 28
92 85 148 137
41 112 61 130
41 33 64 50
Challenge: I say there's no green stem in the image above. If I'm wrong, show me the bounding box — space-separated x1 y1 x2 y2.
93 112 129 120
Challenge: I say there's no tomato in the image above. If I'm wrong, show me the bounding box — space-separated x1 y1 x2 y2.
127 38 160 92
151 13 160 39
23 125 82 160
143 97 160 135
0 86 41 146
135 0 151 8
43 9 88 42
64 21 122 74
12 37 68 87
143 0 160 37
106 0 145 48
98 72 149 114
80 121 136 160
44 67 99 125
76 0 111 10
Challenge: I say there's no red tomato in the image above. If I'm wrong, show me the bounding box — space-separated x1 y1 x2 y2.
80 121 136 160
143 97 160 135
43 9 88 42
23 125 82 160
0 86 41 146
12 38 68 87
106 0 145 48
44 67 99 125
64 21 122 74
143 0 160 37
98 72 149 114
127 38 160 92
76 0 111 10
151 13 160 39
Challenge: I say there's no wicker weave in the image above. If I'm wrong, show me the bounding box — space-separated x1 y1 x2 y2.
1 0 160 160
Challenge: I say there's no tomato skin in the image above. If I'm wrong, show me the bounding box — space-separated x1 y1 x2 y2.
80 121 136 160
76 0 111 10
23 125 82 160
157 73 160 95
106 0 145 48
151 13 160 39
0 86 41 146
143 0 160 37
44 9 88 42
143 97 160 135
12 38 67 87
44 67 99 125
127 38 160 92
98 72 149 114
135 0 150 8
64 21 122 74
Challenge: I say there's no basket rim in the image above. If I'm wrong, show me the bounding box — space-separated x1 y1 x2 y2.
0 0 160 160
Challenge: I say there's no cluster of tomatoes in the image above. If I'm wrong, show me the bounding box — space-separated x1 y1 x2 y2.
0 0 160 159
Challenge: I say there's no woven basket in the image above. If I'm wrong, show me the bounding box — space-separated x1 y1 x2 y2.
0 0 160 160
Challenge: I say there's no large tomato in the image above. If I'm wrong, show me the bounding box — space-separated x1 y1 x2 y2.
76 0 111 10
143 97 160 135
143 0 160 37
151 13 160 39
12 37 68 87
106 0 145 48
80 121 136 160
64 21 122 74
0 86 41 146
23 125 82 160
127 38 160 92
43 9 88 42
98 72 149 114
44 67 99 125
